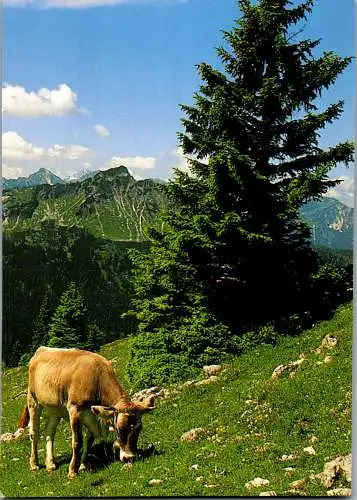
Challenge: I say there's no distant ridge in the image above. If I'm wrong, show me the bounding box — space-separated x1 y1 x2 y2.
3 168 66 190
2 167 353 249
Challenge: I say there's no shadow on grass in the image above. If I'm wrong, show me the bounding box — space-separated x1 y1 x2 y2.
55 442 161 472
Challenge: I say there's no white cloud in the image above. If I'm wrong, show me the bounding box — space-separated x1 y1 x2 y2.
2 164 25 179
47 144 91 160
94 124 110 137
3 131 45 160
2 131 91 161
104 155 156 170
2 83 79 117
4 0 187 8
325 176 354 207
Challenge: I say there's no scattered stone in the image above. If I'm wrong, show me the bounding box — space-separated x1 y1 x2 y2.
259 492 277 497
191 464 199 469
180 428 205 441
315 454 352 488
204 484 218 489
148 479 163 486
132 387 160 402
195 376 219 386
281 453 298 462
196 476 205 484
324 356 333 364
321 334 338 350
327 488 352 496
11 457 20 461
303 446 316 455
285 490 307 496
245 478 270 490
310 435 318 444
271 359 304 379
284 467 296 476
202 365 222 377
290 479 306 490
316 361 323 366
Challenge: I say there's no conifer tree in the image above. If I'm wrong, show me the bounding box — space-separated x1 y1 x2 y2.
31 290 53 351
47 282 88 349
127 0 353 386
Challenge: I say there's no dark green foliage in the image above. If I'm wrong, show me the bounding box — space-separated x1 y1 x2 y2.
47 282 88 349
3 226 147 366
315 246 353 268
128 0 353 386
31 290 53 352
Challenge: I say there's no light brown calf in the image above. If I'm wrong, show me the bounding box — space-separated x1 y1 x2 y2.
18 346 155 478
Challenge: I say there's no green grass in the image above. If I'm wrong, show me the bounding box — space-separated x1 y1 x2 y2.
0 302 352 497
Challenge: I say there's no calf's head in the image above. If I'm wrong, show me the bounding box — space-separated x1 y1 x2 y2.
91 395 155 462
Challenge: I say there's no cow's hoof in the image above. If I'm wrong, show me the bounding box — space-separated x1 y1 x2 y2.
30 464 39 472
68 471 77 479
46 463 56 472
79 463 87 472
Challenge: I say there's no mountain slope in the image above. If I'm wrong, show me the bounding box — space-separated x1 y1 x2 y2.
3 168 353 248
300 197 353 250
3 166 167 241
0 302 352 497
3 168 66 190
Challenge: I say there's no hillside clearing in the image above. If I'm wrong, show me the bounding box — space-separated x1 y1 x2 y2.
0 302 352 497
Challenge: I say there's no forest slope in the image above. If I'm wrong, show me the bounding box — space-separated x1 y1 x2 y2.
0 302 352 497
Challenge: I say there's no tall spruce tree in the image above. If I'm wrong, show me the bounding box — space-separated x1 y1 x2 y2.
47 282 88 349
31 290 53 352
127 0 353 387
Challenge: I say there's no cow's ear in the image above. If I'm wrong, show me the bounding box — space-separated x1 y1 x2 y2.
134 394 156 412
91 405 116 418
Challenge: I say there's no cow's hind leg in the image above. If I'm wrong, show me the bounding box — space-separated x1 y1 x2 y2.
79 430 95 472
67 403 83 479
45 413 61 472
28 393 43 471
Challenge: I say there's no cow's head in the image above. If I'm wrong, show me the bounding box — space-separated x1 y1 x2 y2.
91 395 155 462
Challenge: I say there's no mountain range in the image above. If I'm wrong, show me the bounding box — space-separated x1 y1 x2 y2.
2 167 353 249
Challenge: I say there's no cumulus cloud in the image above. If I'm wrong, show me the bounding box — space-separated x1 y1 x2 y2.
104 155 156 170
3 131 45 160
4 0 187 8
3 131 91 161
2 83 79 117
325 176 354 207
2 164 25 179
94 124 110 137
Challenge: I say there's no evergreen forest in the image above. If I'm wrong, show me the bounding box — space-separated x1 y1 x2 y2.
2 0 353 389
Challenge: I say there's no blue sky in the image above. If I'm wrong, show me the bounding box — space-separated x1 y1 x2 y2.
2 0 354 205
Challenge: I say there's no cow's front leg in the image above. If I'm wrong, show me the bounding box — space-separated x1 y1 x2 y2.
68 404 83 479
28 394 43 472
45 413 60 472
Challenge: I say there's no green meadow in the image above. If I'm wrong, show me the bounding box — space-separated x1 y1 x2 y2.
0 302 352 497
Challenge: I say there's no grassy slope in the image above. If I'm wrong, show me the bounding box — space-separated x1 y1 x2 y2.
0 302 352 497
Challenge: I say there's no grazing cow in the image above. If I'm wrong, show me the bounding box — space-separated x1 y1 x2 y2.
18 346 155 478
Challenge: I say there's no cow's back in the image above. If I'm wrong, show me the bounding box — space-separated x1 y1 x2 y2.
28 347 113 408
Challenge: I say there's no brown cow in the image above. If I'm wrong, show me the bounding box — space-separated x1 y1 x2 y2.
18 346 155 478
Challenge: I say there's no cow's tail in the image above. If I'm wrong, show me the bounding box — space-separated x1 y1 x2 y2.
18 405 30 429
